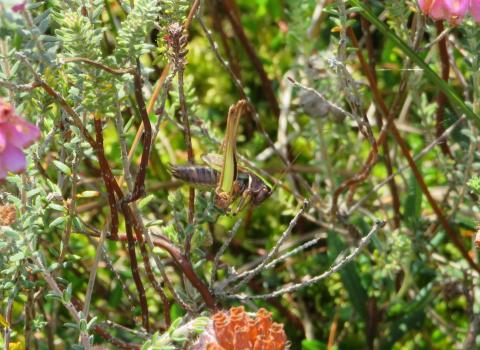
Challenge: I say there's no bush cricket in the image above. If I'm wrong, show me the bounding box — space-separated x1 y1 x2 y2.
170 100 272 214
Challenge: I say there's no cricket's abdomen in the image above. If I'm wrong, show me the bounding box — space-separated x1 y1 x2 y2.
170 165 219 186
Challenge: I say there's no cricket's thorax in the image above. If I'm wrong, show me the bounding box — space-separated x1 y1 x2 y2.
170 165 219 186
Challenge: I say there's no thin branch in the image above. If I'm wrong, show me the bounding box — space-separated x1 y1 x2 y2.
329 1 379 217
227 219 385 300
434 20 453 157
166 22 196 253
123 60 153 203
58 147 81 263
61 57 135 75
30 254 91 348
93 118 150 331
123 0 201 181
347 116 467 214
210 219 243 288
0 79 38 91
221 0 280 117
114 101 172 325
340 10 480 273
83 224 109 318
263 235 324 271
225 201 307 294
349 24 401 229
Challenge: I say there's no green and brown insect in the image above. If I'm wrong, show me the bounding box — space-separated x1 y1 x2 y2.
170 100 272 214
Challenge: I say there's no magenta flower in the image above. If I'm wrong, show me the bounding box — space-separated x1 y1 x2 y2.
419 0 475 24
471 0 480 22
445 0 470 24
11 1 26 13
419 0 449 21
0 101 40 180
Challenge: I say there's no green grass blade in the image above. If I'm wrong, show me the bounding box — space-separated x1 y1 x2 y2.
328 231 368 321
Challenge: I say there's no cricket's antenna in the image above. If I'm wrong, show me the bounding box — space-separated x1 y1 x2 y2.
269 151 302 195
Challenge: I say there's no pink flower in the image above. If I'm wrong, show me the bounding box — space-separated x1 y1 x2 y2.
418 0 469 24
11 1 26 13
0 101 40 179
419 0 449 20
445 0 470 24
471 0 480 22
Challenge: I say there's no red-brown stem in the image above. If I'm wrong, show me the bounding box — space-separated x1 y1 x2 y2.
350 18 480 273
92 117 120 239
93 325 140 350
129 64 172 325
34 53 216 311
435 21 453 158
389 125 479 273
126 206 171 327
210 1 242 82
120 215 217 310
348 26 401 228
123 0 201 179
126 61 153 203
222 0 280 118
331 140 378 216
94 118 150 331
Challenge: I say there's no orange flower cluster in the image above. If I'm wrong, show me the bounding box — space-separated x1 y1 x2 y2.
207 306 287 350
0 205 16 226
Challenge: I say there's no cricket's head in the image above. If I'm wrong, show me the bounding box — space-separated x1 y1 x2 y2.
250 175 272 206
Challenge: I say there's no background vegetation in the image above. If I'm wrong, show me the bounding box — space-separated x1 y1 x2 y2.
1 0 480 349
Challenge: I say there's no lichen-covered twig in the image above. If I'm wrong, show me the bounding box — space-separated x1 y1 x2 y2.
224 201 307 294
227 219 385 300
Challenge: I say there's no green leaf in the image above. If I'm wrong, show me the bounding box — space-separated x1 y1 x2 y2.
49 216 66 229
52 160 72 176
3 228 20 239
9 251 25 262
76 190 100 198
403 170 422 227
145 219 164 228
302 339 326 350
63 322 79 329
45 292 62 302
328 231 368 321
138 194 155 209
380 284 433 349
27 188 43 198
48 203 65 212
79 319 87 333
63 283 72 303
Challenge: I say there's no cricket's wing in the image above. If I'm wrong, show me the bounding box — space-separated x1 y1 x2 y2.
169 164 219 187
201 153 224 171
202 153 252 173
